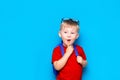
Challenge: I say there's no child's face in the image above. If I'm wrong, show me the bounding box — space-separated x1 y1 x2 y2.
59 23 79 46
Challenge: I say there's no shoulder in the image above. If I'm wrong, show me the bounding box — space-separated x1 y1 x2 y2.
52 44 61 54
53 45 60 50
52 45 62 62
75 44 83 50
75 44 85 53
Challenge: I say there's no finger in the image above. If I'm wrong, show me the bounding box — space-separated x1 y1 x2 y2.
67 44 70 47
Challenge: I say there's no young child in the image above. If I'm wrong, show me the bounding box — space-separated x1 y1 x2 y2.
52 18 87 80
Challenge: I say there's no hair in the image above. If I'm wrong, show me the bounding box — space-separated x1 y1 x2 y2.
60 18 80 32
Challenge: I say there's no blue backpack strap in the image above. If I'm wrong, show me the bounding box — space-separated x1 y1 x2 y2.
52 65 58 76
73 45 79 56
59 43 64 56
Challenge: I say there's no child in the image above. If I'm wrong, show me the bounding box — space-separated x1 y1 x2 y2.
52 18 87 80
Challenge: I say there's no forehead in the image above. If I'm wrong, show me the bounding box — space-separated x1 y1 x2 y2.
61 23 78 30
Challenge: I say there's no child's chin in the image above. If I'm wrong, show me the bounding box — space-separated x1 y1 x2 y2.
63 42 72 46
66 43 72 46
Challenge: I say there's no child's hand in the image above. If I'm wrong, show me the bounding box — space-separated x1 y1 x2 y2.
66 45 74 55
77 56 87 67
77 56 83 64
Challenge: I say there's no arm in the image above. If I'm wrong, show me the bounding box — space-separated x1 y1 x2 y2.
53 46 73 71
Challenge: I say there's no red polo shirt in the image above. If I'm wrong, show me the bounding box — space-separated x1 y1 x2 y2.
52 45 87 80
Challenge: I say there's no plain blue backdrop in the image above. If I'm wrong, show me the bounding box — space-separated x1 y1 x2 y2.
0 0 120 80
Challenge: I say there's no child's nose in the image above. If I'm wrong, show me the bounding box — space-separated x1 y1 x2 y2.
67 33 71 37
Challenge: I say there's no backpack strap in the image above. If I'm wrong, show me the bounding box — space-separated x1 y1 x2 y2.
73 45 79 56
59 43 79 56
59 43 64 56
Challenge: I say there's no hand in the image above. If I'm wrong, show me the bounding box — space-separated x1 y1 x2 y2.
77 56 83 64
66 45 74 55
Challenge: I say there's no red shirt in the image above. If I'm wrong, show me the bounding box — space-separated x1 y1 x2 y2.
52 45 87 80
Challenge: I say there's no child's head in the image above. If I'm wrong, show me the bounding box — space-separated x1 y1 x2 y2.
59 18 80 46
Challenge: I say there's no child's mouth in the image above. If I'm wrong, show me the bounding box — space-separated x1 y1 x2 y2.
67 39 71 42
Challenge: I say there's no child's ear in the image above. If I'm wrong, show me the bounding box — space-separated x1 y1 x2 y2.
58 32 61 37
76 34 79 39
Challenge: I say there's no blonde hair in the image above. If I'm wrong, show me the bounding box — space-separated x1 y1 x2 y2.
60 20 80 32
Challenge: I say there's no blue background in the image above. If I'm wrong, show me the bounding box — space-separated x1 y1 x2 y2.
0 0 120 80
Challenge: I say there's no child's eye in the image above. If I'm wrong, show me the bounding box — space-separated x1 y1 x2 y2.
64 32 67 33
71 32 75 34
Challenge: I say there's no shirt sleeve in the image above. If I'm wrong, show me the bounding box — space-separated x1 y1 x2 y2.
52 46 62 64
77 45 87 60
